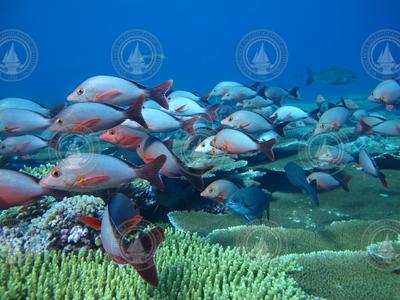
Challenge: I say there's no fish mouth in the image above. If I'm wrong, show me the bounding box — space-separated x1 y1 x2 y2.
39 178 50 187
67 93 76 101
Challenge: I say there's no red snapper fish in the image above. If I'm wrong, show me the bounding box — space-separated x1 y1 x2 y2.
0 169 62 210
100 126 149 149
67 75 172 109
49 96 147 133
39 153 166 192
79 193 164 286
211 128 276 160
136 136 212 190
0 109 52 136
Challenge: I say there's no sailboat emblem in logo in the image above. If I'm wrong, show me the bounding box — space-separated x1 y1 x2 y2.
236 29 288 81
361 29 400 80
0 29 38 82
111 29 164 81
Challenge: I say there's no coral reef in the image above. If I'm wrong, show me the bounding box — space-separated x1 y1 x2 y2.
284 250 400 300
0 195 104 253
19 163 55 179
0 228 312 300
168 211 246 236
205 220 385 255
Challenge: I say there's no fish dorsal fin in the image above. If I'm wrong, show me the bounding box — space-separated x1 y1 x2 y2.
20 171 40 183
126 79 147 90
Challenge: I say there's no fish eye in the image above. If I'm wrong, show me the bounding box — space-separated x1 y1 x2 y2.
76 87 84 95
0 144 5 149
51 167 62 178
137 144 141 148
228 117 233 122
109 130 115 135
209 188 213 193
56 118 64 125
201 143 205 148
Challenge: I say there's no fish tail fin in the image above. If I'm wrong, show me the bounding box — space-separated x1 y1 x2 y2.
181 116 200 135
50 104 67 117
341 175 352 192
206 103 220 121
180 165 213 190
273 121 289 137
309 179 320 206
308 107 320 121
137 155 166 190
379 171 388 189
289 87 300 99
125 95 147 128
259 138 276 161
257 86 267 98
358 119 372 135
199 94 210 104
129 227 165 286
149 80 173 109
306 68 315 86
250 81 260 90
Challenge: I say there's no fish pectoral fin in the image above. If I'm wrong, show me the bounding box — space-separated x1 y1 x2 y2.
120 136 140 146
76 175 109 186
239 122 250 129
174 104 187 113
78 216 102 230
231 153 239 159
110 255 127 265
74 118 101 130
120 215 143 232
4 126 18 133
14 142 31 153
95 89 121 101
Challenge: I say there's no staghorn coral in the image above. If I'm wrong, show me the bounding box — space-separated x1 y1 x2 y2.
0 228 313 300
283 250 400 300
20 163 56 179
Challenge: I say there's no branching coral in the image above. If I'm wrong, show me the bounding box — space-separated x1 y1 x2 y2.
0 195 105 253
19 163 56 179
0 228 313 300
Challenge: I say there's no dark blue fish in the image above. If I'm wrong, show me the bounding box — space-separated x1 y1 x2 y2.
226 187 270 223
284 162 320 206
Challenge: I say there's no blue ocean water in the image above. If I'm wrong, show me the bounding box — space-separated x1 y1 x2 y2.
1 0 399 103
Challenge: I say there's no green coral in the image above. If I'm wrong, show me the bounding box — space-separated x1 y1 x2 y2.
168 210 247 236
284 250 400 300
206 220 386 255
0 228 312 300
20 163 55 179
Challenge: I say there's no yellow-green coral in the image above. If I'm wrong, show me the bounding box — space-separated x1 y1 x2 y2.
20 163 55 179
284 250 400 300
0 227 312 299
206 220 393 255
